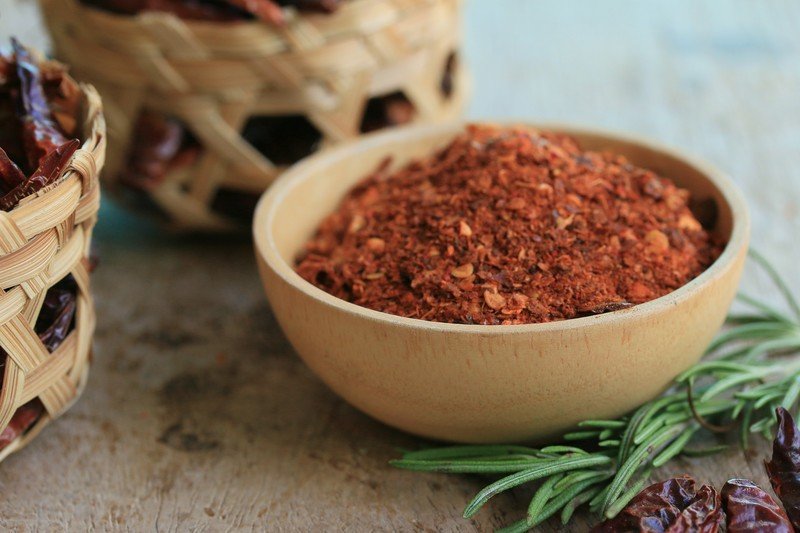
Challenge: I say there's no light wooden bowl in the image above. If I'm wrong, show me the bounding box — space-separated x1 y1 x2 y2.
253 122 750 443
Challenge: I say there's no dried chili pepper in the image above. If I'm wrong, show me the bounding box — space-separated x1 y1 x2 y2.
0 41 81 210
591 476 723 532
121 99 415 221
36 276 78 352
12 39 69 172
0 276 78 451
766 407 800 530
721 478 792 532
0 61 26 172
223 0 287 24
41 62 82 138
120 110 199 191
80 0 249 20
0 147 26 193
81 0 341 24
0 401 43 450
296 125 722 325
0 139 79 211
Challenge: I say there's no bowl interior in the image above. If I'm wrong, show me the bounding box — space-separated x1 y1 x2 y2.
262 123 737 289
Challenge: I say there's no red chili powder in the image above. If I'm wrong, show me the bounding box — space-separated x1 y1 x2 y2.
295 125 723 325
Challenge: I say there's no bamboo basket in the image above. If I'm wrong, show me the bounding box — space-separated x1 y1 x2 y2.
0 61 104 462
41 0 467 232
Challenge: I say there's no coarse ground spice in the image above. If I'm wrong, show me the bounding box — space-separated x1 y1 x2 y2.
295 125 723 325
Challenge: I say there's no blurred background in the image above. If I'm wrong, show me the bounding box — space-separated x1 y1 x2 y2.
1 0 798 530
3 0 797 284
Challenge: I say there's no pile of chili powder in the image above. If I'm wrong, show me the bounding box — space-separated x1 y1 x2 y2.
296 125 722 325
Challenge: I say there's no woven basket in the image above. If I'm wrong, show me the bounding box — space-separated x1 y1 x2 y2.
0 61 104 462
41 0 466 232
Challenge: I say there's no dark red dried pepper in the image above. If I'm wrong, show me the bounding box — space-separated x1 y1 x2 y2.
721 478 792 533
81 0 341 24
0 139 79 211
12 38 69 172
0 85 26 175
0 401 43 450
0 276 78 451
0 40 79 210
89 0 248 20
766 407 800 530
591 476 723 532
0 147 26 192
36 276 78 353
119 110 197 191
668 484 724 532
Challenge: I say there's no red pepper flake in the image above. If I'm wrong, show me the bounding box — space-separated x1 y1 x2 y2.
451 263 474 279
296 125 723 325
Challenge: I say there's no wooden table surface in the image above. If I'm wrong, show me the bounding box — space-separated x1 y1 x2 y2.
3 0 800 530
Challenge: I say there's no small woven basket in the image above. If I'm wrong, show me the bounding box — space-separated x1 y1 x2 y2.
0 60 104 462
41 0 466 232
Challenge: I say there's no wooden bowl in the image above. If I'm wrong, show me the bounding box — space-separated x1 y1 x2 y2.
253 122 750 443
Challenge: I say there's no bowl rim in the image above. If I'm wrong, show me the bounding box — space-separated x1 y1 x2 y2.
253 121 751 334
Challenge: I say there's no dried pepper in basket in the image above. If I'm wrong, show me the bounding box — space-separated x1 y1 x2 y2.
0 40 83 451
80 0 342 25
0 39 79 207
766 407 800 530
0 402 43 450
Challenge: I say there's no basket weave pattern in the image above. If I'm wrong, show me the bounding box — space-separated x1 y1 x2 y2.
42 0 465 231
0 82 104 462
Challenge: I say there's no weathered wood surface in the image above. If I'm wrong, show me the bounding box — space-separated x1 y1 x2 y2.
1 0 800 530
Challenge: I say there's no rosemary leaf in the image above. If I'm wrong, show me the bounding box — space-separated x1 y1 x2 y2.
604 467 653 519
462 455 613 518
525 474 563 526
563 430 601 441
389 458 552 474
681 444 730 457
601 424 686 515
578 420 628 429
399 445 540 461
538 445 589 455
652 425 699 467
561 486 603 525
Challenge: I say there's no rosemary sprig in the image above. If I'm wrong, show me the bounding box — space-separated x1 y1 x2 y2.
391 251 800 531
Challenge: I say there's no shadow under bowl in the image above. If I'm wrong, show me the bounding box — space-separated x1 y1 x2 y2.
253 122 750 443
